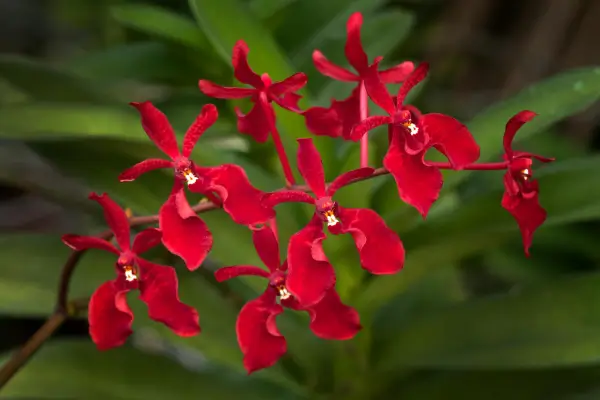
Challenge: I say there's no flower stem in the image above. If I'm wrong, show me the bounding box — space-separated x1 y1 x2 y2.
359 81 369 168
269 115 296 187
426 161 509 170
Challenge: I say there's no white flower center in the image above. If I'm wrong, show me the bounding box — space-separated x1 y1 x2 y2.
181 168 198 185
123 266 138 282
324 210 340 227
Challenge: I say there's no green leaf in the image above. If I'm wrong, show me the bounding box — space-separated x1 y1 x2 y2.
0 234 114 314
0 103 143 141
110 4 210 51
0 55 116 103
0 141 92 212
250 0 299 19
2 341 300 399
375 272 600 373
68 42 201 83
391 367 600 400
446 66 600 189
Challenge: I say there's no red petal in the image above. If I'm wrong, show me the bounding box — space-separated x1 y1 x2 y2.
302 106 342 138
338 207 405 274
379 61 416 84
118 158 173 182
62 234 119 255
236 289 286 374
345 12 369 74
262 190 316 208
88 281 133 350
137 258 200 336
130 101 180 159
331 86 363 140
297 138 327 197
159 188 212 271
422 113 480 169
215 265 270 282
364 62 396 116
199 80 255 99
273 92 303 113
286 217 335 306
132 228 162 255
252 225 281 271
397 62 429 106
502 183 547 257
235 99 272 143
89 193 131 251
182 104 218 158
269 73 307 97
200 164 274 225
312 50 358 82
350 116 391 141
327 167 374 196
232 40 263 88
503 110 537 157
383 134 443 218
305 288 361 340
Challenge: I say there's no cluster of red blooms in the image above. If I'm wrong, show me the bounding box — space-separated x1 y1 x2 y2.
62 12 553 373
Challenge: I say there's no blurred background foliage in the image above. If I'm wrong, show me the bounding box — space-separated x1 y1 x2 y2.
0 0 599 398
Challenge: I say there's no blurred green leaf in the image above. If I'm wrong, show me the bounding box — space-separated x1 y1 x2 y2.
446 66 600 189
68 42 200 83
111 4 210 51
2 340 301 399
0 141 92 212
389 367 600 400
0 234 113 314
375 272 600 373
0 55 116 103
250 0 299 19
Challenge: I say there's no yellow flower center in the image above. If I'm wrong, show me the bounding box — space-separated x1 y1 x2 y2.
521 168 531 181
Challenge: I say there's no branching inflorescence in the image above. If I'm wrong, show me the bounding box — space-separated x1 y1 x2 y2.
55 12 554 374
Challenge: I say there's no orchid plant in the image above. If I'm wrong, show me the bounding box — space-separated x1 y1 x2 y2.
60 12 553 375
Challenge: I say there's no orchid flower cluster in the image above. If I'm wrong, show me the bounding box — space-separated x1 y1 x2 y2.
62 12 553 374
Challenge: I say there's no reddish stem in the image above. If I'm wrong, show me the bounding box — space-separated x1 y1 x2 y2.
269 115 296 187
426 161 509 170
359 81 369 168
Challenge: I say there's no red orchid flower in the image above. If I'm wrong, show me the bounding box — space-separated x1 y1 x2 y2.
501 111 554 256
215 225 361 374
301 12 415 139
198 40 307 143
263 138 405 306
352 62 481 217
118 101 274 270
62 193 199 350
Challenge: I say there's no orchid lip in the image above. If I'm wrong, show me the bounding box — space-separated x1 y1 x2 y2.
403 122 419 136
323 210 340 226
181 168 198 185
276 285 292 300
123 265 138 282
